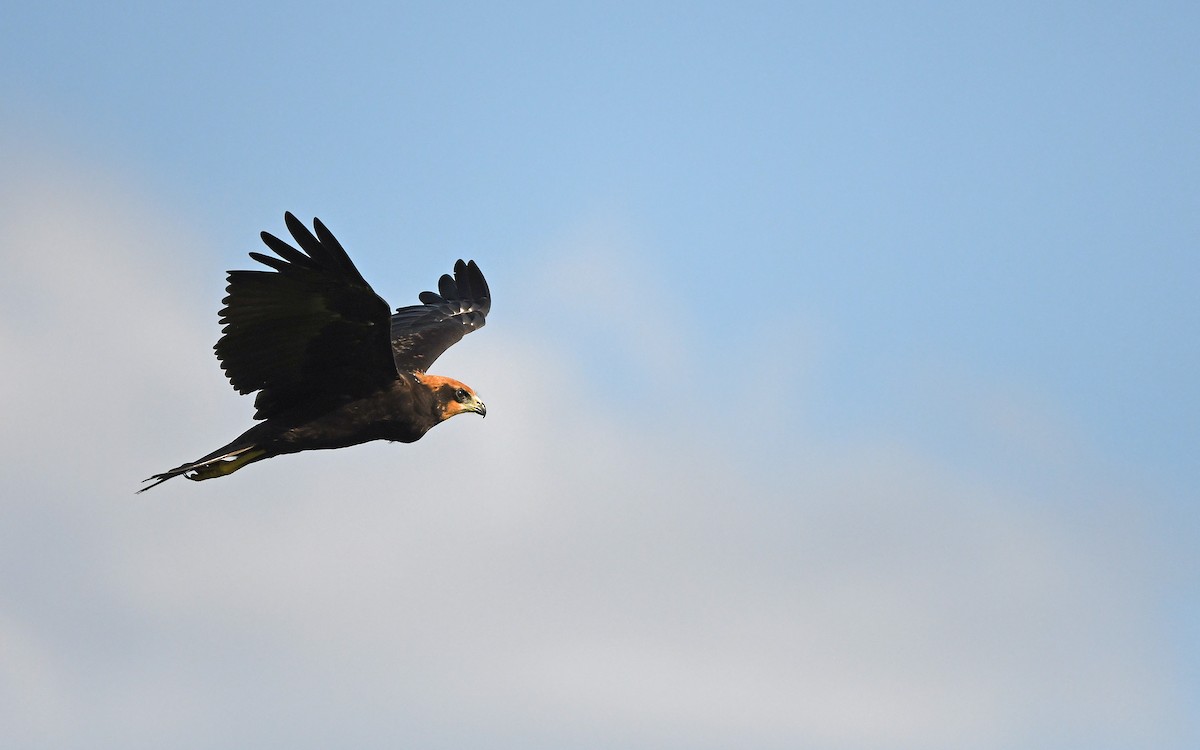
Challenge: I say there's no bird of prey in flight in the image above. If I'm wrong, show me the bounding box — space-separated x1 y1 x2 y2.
141 212 490 491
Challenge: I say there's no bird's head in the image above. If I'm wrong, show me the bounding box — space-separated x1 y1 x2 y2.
418 374 487 421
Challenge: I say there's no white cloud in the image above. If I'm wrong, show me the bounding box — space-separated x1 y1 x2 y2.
0 153 1187 749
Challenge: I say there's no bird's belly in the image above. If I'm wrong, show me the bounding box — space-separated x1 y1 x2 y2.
275 398 430 452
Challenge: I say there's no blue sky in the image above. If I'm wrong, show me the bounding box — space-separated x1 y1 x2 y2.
2 3 1197 748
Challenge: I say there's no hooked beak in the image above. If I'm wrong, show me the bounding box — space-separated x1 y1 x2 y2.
472 399 487 418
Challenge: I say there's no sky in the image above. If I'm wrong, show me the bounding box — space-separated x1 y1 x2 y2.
1 2 1197 748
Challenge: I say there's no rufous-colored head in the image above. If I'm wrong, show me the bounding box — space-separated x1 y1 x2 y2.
415 373 487 421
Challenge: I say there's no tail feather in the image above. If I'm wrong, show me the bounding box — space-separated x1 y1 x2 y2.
138 444 267 493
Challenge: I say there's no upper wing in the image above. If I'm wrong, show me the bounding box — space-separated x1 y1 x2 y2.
215 212 397 420
390 259 491 373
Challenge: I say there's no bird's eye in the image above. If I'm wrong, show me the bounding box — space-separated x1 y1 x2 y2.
454 388 469 402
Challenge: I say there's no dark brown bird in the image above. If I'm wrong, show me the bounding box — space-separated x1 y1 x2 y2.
140 212 490 491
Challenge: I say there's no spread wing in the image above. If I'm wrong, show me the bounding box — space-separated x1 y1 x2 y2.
215 212 397 420
390 259 491 373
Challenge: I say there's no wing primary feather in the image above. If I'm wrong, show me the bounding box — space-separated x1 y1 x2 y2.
248 251 293 273
259 231 314 267
456 260 474 297
283 212 328 263
467 260 490 303
312 218 366 282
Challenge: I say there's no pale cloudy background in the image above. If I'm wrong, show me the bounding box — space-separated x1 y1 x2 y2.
1 3 1196 749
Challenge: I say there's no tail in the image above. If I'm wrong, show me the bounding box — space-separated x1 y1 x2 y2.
138 443 269 493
